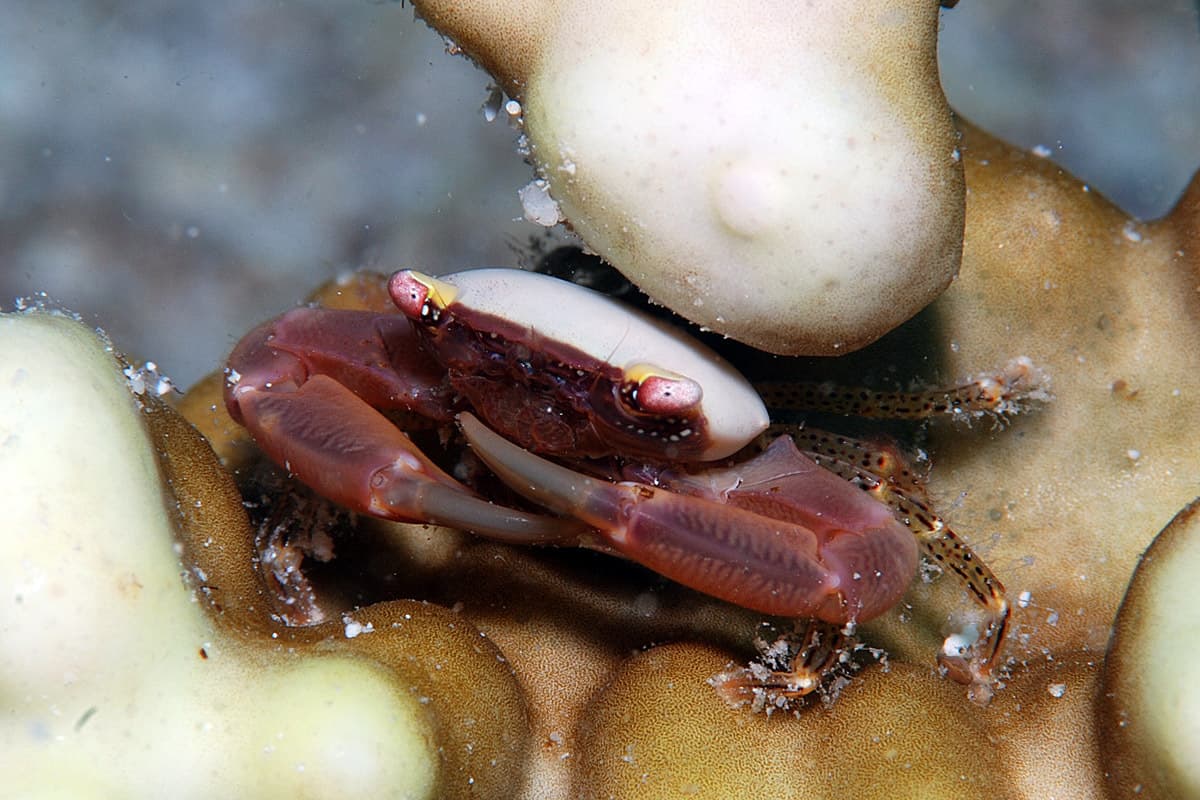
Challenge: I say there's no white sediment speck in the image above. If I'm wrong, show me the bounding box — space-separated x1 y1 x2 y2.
942 623 980 658
482 86 504 122
124 361 177 396
518 180 563 227
343 615 375 639
1122 222 1144 243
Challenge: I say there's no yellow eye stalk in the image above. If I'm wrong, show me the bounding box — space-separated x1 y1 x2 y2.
410 270 459 312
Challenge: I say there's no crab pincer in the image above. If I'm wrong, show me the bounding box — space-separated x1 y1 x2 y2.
226 324 579 546
458 412 918 624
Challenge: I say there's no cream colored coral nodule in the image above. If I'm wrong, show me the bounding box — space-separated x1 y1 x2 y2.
0 314 527 800
414 0 965 355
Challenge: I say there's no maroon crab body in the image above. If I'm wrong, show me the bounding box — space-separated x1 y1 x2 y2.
224 266 1041 705
224 267 918 629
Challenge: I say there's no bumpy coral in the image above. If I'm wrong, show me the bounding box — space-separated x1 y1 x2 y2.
0 313 529 799
9 119 1200 795
182 123 1198 797
867 122 1200 677
413 0 965 356
1101 500 1200 798
8 15 1199 795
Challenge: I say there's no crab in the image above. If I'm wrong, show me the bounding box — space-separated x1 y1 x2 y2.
224 266 1044 707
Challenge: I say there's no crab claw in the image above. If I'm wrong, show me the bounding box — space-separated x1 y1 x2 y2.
231 375 580 546
458 412 917 624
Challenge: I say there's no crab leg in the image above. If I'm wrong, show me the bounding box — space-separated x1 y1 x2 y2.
458 412 917 624
785 426 930 497
224 308 454 424
710 618 850 710
757 356 1048 422
231 375 580 545
778 423 1011 696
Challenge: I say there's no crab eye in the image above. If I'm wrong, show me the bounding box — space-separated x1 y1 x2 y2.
622 364 703 416
389 270 459 325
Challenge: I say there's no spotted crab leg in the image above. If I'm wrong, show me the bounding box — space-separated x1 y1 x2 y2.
757 357 1049 422
777 424 1010 701
709 618 850 712
785 427 930 498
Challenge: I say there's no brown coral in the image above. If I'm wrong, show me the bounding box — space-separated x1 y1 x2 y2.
0 313 530 799
8 121 1198 797
177 118 1200 797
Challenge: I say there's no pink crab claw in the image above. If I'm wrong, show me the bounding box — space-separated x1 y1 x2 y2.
230 374 581 546
458 412 918 623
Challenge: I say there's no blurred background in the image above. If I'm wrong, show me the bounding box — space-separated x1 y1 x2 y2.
2 0 1198 389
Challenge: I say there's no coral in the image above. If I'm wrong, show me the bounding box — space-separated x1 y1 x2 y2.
865 121 1200 676
0 312 529 799
413 0 964 356
1101 500 1200 798
175 123 1199 797
5 4 1198 798
7 126 1198 800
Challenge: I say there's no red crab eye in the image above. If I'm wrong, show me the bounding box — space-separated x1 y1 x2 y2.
389 271 430 320
389 270 459 325
625 370 703 416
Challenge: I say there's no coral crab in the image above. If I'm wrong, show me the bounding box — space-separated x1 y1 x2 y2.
224 265 1045 707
